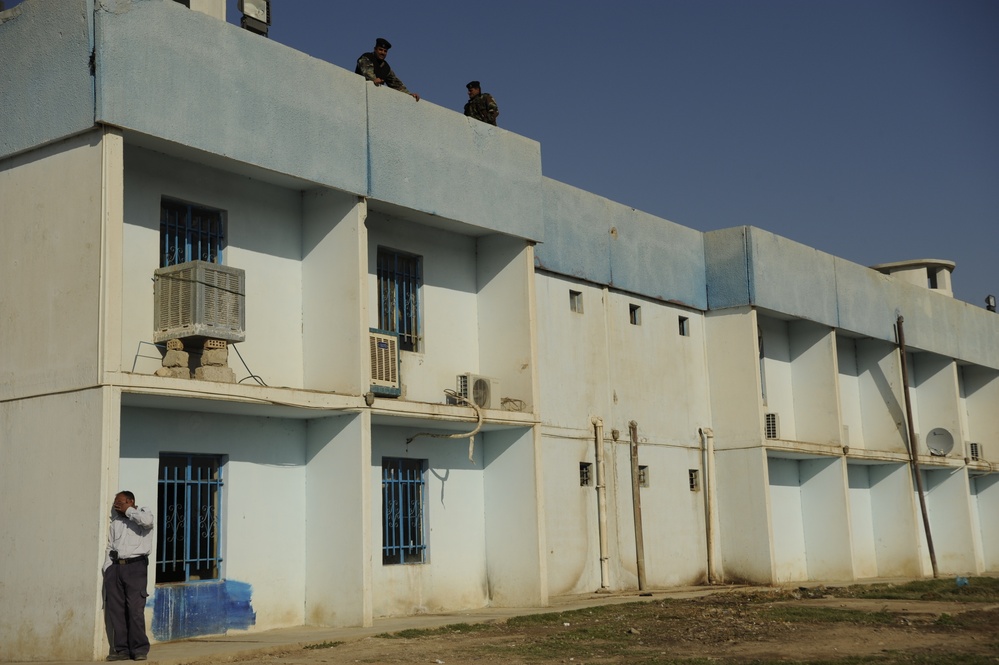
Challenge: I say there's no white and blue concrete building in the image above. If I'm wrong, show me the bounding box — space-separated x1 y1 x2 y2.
2 1 997 661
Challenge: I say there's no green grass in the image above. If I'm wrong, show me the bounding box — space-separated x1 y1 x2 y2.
760 605 897 625
302 640 344 650
375 621 498 639
824 577 999 602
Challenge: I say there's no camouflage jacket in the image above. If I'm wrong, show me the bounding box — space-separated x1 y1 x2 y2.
464 92 499 125
355 52 410 94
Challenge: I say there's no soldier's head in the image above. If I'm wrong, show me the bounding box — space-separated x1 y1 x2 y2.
466 81 481 98
374 38 391 60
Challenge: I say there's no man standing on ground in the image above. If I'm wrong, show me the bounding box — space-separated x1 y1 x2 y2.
464 81 499 125
355 38 420 101
103 491 154 661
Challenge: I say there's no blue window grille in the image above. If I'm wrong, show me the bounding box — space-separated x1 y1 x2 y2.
157 453 224 584
377 249 421 352
160 199 226 267
382 458 426 565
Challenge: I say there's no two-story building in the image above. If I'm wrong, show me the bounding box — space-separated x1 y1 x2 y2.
2 1 996 661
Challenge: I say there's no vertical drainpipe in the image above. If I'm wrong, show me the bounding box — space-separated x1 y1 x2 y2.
592 417 611 591
629 420 647 591
699 427 717 584
896 315 939 578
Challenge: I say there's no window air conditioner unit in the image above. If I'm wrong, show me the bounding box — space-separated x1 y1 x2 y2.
369 329 400 396
764 412 780 440
153 260 245 343
453 373 499 410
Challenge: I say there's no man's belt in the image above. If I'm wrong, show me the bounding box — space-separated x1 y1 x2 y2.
115 555 148 565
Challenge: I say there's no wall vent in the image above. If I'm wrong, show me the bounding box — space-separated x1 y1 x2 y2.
153 260 245 343
969 442 981 461
453 373 499 409
764 413 780 440
369 329 400 395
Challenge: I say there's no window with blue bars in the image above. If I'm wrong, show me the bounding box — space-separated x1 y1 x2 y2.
377 248 422 352
382 457 427 565
160 199 226 267
156 453 224 584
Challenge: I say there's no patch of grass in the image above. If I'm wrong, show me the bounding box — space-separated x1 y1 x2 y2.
302 640 344 650
375 621 497 639
761 605 897 625
827 577 999 602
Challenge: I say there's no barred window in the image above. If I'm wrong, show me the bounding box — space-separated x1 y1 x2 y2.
382 458 427 565
377 248 422 352
156 453 224 584
160 199 226 267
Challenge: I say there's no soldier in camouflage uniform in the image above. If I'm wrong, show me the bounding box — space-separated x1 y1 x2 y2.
464 81 499 126
355 38 420 101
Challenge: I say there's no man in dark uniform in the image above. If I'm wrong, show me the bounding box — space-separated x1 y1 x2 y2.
355 38 420 101
463 81 499 126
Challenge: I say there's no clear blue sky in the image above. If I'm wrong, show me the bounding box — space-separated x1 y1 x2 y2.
223 0 998 306
15 0 986 305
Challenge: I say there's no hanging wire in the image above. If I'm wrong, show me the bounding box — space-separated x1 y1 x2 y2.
405 389 483 463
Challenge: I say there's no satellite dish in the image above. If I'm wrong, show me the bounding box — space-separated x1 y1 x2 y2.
925 428 954 456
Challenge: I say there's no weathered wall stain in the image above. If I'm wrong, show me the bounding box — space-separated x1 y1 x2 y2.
151 580 255 641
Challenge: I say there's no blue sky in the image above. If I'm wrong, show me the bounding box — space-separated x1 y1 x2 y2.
54 0 999 305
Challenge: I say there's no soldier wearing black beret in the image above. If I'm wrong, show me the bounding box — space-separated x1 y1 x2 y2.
355 38 420 101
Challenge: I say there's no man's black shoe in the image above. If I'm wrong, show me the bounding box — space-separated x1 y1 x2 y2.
106 654 129 662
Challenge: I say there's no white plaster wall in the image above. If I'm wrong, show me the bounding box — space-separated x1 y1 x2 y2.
535 276 612 429
911 354 961 458
369 425 489 617
798 457 853 580
768 458 808 582
961 367 999 464
857 339 908 453
972 475 999 570
610 443 708 588
916 468 978 575
848 465 879 578
0 132 104 400
482 428 547 606
714 447 773 583
759 317 795 440
789 322 841 445
0 389 114 662
540 434 603 595
122 147 305 387
868 463 922 577
704 309 765 449
605 292 711 444
302 190 367 394
366 214 479 403
305 413 371 627
837 337 866 448
476 235 536 410
119 407 309 633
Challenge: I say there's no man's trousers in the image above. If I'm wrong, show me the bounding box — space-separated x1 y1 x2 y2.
104 559 150 657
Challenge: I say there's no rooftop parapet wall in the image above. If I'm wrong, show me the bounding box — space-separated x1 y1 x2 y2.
0 0 96 160
705 226 999 369
94 0 369 195
538 178 706 310
366 85 543 241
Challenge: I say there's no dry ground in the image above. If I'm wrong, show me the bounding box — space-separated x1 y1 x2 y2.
197 581 999 665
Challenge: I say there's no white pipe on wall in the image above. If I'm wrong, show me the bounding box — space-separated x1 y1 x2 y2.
592 416 610 591
699 427 718 584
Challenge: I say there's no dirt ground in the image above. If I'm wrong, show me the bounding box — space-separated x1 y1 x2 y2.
197 588 999 665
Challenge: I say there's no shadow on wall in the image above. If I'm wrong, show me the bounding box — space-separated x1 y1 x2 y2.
151 580 256 641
